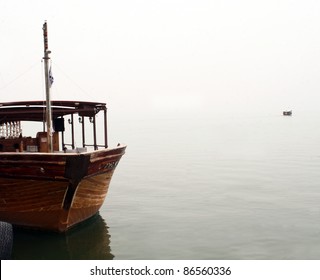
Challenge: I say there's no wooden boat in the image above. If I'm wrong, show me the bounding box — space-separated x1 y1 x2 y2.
0 22 126 232
283 110 292 116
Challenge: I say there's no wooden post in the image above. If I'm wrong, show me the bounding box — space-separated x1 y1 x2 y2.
93 116 97 150
81 116 85 148
104 108 108 148
71 114 75 149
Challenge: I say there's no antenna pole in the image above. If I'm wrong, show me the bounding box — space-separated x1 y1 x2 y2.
42 21 53 152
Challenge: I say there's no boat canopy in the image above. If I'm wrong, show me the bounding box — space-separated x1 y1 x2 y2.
0 100 108 151
0 100 106 124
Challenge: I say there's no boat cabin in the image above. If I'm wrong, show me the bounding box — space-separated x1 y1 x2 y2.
0 100 108 153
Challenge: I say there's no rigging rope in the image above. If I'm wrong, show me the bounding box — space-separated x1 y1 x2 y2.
0 61 40 91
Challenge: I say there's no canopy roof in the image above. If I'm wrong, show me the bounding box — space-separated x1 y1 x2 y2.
0 100 106 124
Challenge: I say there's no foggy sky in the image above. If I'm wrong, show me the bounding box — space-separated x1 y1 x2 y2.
1 0 320 117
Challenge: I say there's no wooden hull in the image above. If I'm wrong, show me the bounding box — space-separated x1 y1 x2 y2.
0 145 126 232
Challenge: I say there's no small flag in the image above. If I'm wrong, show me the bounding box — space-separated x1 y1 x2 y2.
49 66 54 87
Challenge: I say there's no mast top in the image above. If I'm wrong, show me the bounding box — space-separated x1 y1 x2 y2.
42 21 51 59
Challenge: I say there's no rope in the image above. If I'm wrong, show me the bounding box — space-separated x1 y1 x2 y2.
0 61 40 91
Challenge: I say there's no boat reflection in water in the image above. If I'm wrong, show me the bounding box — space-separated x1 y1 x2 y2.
11 214 113 260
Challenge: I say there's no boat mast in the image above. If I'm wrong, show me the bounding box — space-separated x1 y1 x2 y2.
42 21 53 152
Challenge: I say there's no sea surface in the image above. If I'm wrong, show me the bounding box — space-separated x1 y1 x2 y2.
11 110 320 259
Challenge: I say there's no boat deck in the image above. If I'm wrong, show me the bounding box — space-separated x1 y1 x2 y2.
0 133 59 153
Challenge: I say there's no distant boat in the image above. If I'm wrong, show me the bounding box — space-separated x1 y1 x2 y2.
283 110 292 116
0 22 126 232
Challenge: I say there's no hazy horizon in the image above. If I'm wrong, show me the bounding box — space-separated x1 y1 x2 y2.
1 1 320 117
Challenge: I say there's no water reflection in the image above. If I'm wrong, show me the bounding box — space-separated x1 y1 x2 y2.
11 214 114 260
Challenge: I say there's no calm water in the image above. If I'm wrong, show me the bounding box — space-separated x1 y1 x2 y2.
11 111 320 259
